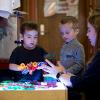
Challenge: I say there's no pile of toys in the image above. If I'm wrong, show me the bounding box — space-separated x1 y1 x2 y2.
18 62 47 75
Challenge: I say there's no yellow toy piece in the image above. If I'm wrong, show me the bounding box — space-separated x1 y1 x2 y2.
18 63 28 70
32 62 38 67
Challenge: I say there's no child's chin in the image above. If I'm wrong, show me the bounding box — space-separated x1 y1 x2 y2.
28 46 35 50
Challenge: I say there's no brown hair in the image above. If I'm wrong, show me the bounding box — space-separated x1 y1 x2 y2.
89 14 100 52
20 22 38 35
60 16 79 30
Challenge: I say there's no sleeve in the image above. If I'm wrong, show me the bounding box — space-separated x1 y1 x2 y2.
67 45 85 75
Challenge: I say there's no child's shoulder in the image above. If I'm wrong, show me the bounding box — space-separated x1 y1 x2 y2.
35 45 45 50
13 46 23 51
35 46 47 54
70 39 83 48
75 39 84 47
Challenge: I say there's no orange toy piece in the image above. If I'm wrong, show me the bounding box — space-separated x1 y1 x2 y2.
18 62 39 75
32 62 38 67
18 63 28 71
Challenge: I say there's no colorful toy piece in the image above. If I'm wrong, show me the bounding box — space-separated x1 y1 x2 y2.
18 63 28 71
28 62 38 75
32 62 38 68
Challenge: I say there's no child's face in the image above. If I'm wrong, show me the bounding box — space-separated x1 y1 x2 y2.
59 23 77 42
23 30 38 50
87 23 97 46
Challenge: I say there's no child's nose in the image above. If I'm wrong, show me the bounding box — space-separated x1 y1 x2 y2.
63 34 67 37
31 38 34 42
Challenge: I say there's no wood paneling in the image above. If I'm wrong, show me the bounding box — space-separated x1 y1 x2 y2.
78 0 89 62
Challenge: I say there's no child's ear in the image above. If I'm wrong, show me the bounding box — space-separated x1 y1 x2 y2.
75 29 79 35
19 33 23 41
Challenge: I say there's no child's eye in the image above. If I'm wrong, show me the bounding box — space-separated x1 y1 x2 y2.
65 32 69 34
60 32 70 35
60 32 69 35
27 36 31 38
34 36 38 38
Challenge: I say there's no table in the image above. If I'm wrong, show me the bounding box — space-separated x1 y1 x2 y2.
0 82 68 100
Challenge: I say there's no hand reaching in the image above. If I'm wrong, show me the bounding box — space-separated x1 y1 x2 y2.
56 61 66 72
42 66 58 74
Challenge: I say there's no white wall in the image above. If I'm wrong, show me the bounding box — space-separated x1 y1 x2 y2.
0 17 17 59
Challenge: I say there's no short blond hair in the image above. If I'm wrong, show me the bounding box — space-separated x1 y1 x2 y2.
60 16 79 30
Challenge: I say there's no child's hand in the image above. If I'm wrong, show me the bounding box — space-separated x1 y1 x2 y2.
61 73 75 79
59 74 72 87
42 66 58 75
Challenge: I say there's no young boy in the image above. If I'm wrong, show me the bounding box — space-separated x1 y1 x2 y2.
59 16 85 75
9 22 47 81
